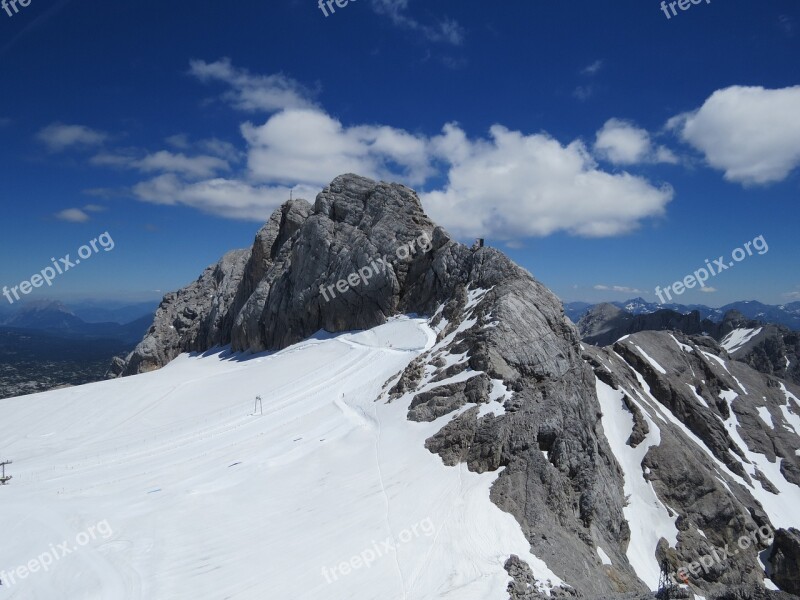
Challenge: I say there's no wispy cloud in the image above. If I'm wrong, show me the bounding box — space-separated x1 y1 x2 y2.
581 59 604 76
573 85 595 101
778 14 794 36
91 150 231 179
593 285 644 294
188 58 316 113
371 0 464 45
37 123 108 152
54 204 107 222
782 287 800 300
698 286 717 293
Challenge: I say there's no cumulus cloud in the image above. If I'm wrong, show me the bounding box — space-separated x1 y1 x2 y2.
132 174 319 221
594 118 678 165
242 109 432 187
80 59 676 233
188 58 316 113
421 123 674 239
37 123 107 152
668 85 800 185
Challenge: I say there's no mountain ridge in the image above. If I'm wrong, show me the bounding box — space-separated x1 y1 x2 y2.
111 173 799 599
565 298 800 331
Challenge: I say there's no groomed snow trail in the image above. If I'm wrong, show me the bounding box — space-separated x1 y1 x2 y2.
0 317 558 599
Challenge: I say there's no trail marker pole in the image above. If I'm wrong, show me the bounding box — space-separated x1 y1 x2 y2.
0 460 12 485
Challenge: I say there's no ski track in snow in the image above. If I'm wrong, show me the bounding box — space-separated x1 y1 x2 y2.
0 316 560 599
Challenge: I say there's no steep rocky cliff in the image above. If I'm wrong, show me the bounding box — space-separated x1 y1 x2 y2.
118 174 799 600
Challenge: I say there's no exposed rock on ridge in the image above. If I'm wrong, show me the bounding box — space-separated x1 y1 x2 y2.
117 174 800 600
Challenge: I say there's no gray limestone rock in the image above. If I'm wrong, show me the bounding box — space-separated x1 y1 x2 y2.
117 174 800 600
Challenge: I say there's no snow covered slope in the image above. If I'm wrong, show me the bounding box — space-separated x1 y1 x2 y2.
0 317 561 599
721 327 762 353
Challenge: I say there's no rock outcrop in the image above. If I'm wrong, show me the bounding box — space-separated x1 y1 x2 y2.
119 174 800 600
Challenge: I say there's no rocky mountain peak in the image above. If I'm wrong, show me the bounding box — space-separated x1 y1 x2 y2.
113 174 800 600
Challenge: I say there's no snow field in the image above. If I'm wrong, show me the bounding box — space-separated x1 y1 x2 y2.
0 317 559 599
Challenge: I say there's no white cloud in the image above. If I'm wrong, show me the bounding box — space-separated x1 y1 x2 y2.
242 108 432 186
165 134 190 149
188 58 315 113
132 174 319 221
581 60 604 76
199 138 241 162
698 286 717 293
166 134 242 162
91 150 230 179
80 60 676 237
668 85 800 185
37 123 107 152
371 0 464 45
593 285 644 293
136 151 230 179
783 291 800 300
54 208 91 223
594 118 678 165
573 85 595 101
421 123 674 239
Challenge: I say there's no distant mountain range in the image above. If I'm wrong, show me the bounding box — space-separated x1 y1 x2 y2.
0 300 156 343
564 297 800 330
575 302 800 386
0 299 157 399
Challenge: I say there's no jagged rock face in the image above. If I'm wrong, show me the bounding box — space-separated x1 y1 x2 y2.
119 174 799 599
723 323 800 387
584 331 800 598
122 174 645 596
770 528 800 595
104 355 126 379
121 249 249 375
123 175 445 373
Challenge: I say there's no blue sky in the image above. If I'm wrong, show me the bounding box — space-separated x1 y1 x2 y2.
1 0 798 307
